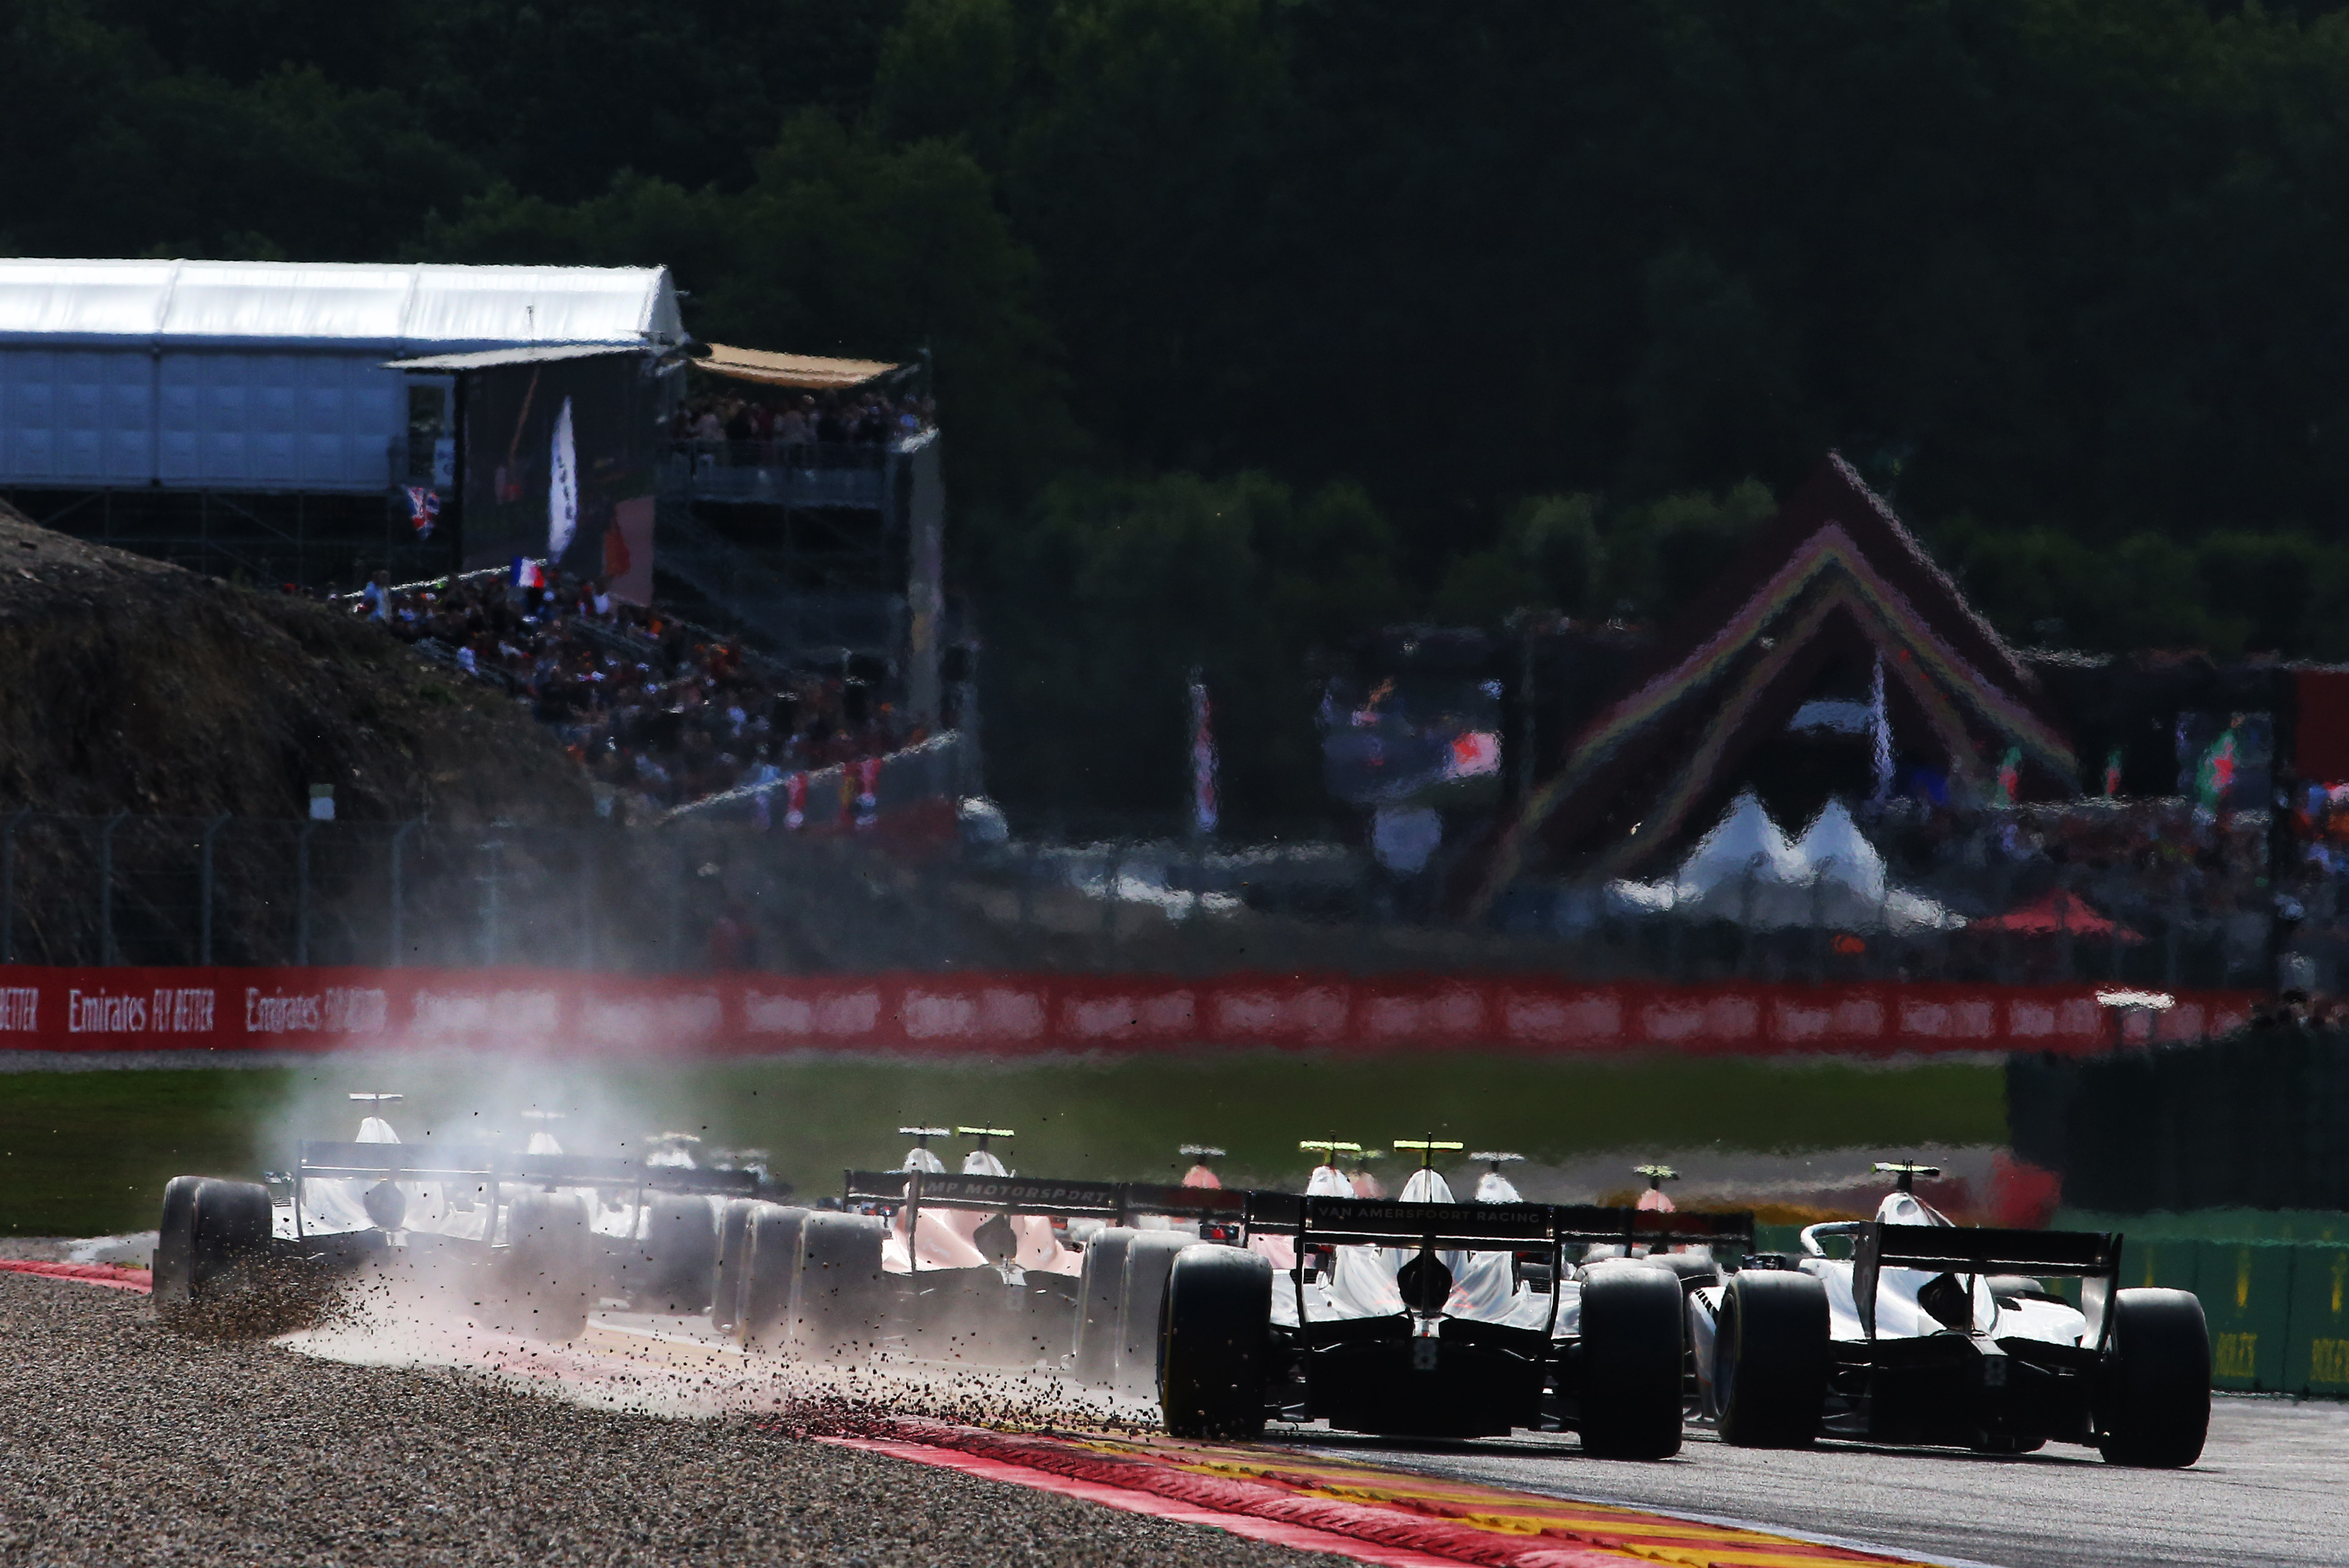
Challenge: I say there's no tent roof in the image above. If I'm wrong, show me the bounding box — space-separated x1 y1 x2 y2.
1793 798 1886 897
0 259 685 352
1674 792 1805 893
1973 888 2142 941
1464 455 2082 912
694 343 904 391
383 344 651 372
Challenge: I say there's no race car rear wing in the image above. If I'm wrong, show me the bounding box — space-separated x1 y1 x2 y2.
296 1141 498 1181
1245 1196 1755 1256
297 1142 759 1197
1852 1221 2122 1342
843 1170 1251 1229
1562 1204 1757 1254
1288 1197 1558 1251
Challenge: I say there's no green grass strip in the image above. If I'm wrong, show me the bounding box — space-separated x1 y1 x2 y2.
0 1053 2004 1238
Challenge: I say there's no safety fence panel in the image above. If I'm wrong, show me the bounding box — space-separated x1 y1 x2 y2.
2285 1247 2349 1396
0 964 2260 1059
2195 1241 2295 1391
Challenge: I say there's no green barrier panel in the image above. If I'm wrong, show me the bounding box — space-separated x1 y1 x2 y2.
2196 1241 2294 1391
1754 1223 1806 1257
2284 1245 2349 1396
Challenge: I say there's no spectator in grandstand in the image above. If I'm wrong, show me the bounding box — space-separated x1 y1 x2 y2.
347 567 916 816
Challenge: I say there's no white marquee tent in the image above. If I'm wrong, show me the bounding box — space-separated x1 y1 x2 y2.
1607 793 1963 932
0 259 684 494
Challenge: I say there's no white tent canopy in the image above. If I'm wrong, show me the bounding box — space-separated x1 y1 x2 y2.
0 259 685 352
1673 791 1807 895
1794 797 1887 901
1607 794 1963 932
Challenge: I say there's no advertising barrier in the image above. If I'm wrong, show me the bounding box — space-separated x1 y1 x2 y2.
0 965 2257 1059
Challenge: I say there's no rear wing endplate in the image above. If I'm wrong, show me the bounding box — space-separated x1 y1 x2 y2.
1853 1221 2122 1341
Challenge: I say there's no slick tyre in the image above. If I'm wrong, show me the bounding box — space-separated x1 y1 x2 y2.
795 1212 888 1358
2097 1288 2210 1468
711 1197 759 1333
1578 1262 1687 1459
1072 1227 1135 1385
153 1176 204 1312
642 1196 721 1315
154 1176 272 1315
1159 1245 1273 1440
1713 1269 1829 1448
506 1190 595 1341
738 1203 810 1350
1116 1232 1194 1397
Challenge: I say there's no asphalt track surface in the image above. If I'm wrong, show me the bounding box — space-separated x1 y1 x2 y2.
1290 1397 2349 1568
567 1308 2349 1568
23 1241 2340 1568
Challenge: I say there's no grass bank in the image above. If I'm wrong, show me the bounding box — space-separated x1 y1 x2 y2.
0 1052 2005 1237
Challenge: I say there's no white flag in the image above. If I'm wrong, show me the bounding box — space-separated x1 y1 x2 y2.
547 396 579 560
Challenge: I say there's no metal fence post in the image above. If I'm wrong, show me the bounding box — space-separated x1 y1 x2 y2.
388 820 420 967
478 834 504 966
577 830 596 971
1 811 25 965
99 812 126 965
199 815 229 966
1016 840 1035 931
295 819 315 965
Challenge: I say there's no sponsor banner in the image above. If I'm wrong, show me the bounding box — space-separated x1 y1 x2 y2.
0 965 2259 1057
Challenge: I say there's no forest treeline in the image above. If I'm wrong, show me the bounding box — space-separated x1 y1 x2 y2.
11 0 2349 814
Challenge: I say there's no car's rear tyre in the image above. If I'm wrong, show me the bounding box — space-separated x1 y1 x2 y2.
2097 1288 2210 1468
795 1211 888 1358
1713 1269 1829 1448
711 1197 759 1333
1117 1232 1194 1396
1159 1245 1272 1439
1072 1228 1135 1385
1646 1251 1722 1291
154 1176 271 1315
638 1196 720 1315
153 1175 205 1311
1578 1262 1686 1458
506 1190 595 1341
739 1203 810 1350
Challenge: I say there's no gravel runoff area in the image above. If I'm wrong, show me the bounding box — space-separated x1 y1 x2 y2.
0 1271 1342 1568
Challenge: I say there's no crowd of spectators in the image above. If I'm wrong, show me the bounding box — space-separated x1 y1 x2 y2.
668 387 933 463
353 568 920 824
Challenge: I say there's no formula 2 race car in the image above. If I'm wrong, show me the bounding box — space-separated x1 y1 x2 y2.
1156 1139 1755 1453
153 1095 755 1339
1689 1163 2210 1466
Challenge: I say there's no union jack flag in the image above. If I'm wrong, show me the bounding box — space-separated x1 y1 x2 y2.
405 486 440 538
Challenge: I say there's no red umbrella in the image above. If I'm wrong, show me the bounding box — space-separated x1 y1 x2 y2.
1972 889 2144 944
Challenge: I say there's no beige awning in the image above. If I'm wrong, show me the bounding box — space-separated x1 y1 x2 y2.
694 343 903 391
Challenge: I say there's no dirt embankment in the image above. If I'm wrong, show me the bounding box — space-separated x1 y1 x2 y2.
0 501 588 825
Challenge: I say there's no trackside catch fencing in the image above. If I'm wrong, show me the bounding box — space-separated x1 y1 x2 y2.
0 963 2257 1057
2010 1029 2349 1211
